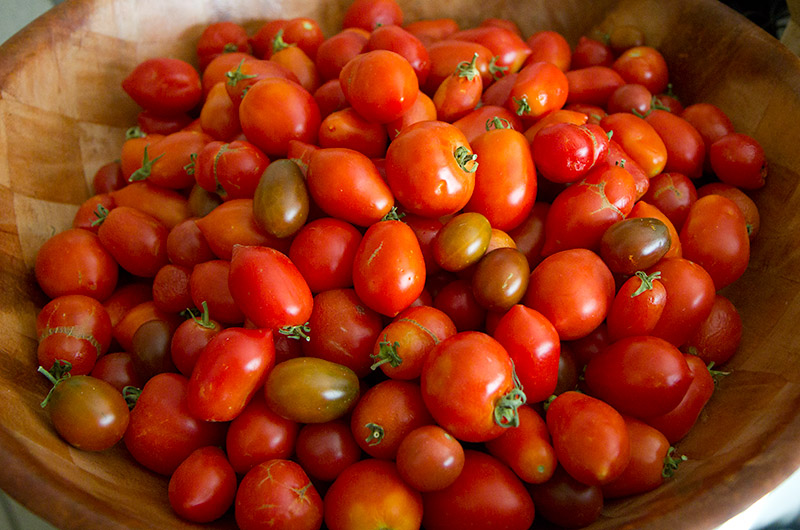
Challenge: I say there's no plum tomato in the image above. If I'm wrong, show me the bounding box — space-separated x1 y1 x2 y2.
122 57 202 115
252 158 310 238
432 212 492 272
527 465 604 528
599 216 672 276
168 446 237 523
294 420 362 482
396 424 465 492
485 405 557 484
288 217 362 293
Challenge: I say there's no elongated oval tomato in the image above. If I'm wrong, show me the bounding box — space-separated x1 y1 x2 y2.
507 61 569 121
187 327 276 422
97 206 169 278
306 147 394 226
546 391 630 486
228 245 313 330
600 112 667 177
352 219 426 317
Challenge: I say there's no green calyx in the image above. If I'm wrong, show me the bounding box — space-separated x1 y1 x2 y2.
370 337 403 371
494 360 527 429
38 360 73 408
279 322 311 342
226 58 258 87
630 270 661 297
454 145 478 173
662 446 688 478
456 53 481 81
128 145 164 182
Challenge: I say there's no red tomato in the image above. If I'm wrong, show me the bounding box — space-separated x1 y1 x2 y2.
352 220 426 317
571 36 613 69
709 132 768 190
324 459 422 530
271 44 320 93
506 61 569 121
169 302 222 376
697 182 761 240
228 245 313 330
189 259 245 325
396 424 465 491
449 26 532 75
606 271 668 342
36 294 113 375
628 200 683 259
403 18 459 47
342 0 404 31
187 327 275 422
612 46 669 94
318 107 389 158
195 140 270 200
421 331 524 442
601 417 676 499
350 379 434 459
584 335 692 419
339 49 419 123
683 293 743 366
600 112 667 178
225 393 299 475
385 120 477 217
315 28 369 82
646 257 716 347
546 391 630 486
681 194 750 290
236 459 323 530
301 288 384 377
306 147 394 226
527 465 604 528
34 228 118 302
152 264 193 315
239 77 320 157
492 305 560 403
424 39 494 95
565 66 625 107
645 353 716 443
433 277 487 332
111 181 191 230
645 109 706 179
371 305 457 380
124 373 226 475
523 248 615 341
288 217 362 293
196 21 250 69
464 119 536 231
432 52 484 122
422 450 535 530
541 164 637 256
138 130 211 190
681 102 736 151
295 420 362 482
97 206 169 278
607 83 653 115
485 405 557 484
122 57 201 115
365 24 431 86
641 171 698 230
168 446 237 523
526 30 571 72
533 121 609 184
92 160 126 194
251 17 324 61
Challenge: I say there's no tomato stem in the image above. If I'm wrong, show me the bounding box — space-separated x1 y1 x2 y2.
225 58 258 87
272 29 296 55
364 423 385 446
456 53 480 81
485 116 511 131
189 301 217 330
494 360 527 428
123 386 141 410
128 145 164 182
222 43 239 53
630 270 661 297
279 322 311 342
662 446 688 478
183 152 198 176
370 337 403 370
125 126 146 140
705 360 731 386
513 95 531 117
38 360 73 408
454 145 478 173
91 204 110 227
488 55 508 81
381 206 406 222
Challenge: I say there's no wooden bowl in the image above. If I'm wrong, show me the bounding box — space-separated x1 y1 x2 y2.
1 0 799 528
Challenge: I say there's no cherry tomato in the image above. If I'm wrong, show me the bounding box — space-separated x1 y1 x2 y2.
422 450 535 530
680 194 750 290
92 160 127 194
324 459 422 530
306 147 394 226
403 18 459 47
39 361 129 451
571 36 613 69
683 293 743 366
612 45 669 94
645 109 706 179
421 331 525 442
318 107 389 157
628 200 683 259
342 0 404 31
395 424 465 491
189 259 245 324
90 352 142 392
196 198 289 261
288 217 362 293
352 219 426 317
36 294 112 375
265 357 360 423
606 271 668 342
526 30 571 71
339 49 419 124
365 24 430 86
350 379 434 459
111 180 191 230
471 247 530 312
600 112 667 178
252 158 310 238
709 132 768 189
584 335 692 419
34 228 118 301
507 61 569 121
170 302 222 377
235 459 323 530
680 102 735 151
196 20 250 68
641 171 698 231
485 404 557 484
527 465 604 528
225 392 299 475
152 263 193 314
228 245 313 330
239 77 320 157
433 52 483 122
122 57 201 115
315 28 369 82
697 182 760 240
195 140 270 200
424 39 494 95
599 217 672 275
492 304 560 403
168 446 237 523
546 391 630 485
433 277 487 332
124 372 226 475
295 420 362 482
97 205 169 278
607 83 653 115
565 66 625 107
302 288 384 377
533 121 609 184
432 212 492 272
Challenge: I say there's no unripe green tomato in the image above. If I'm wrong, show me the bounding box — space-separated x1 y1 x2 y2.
264 357 360 423
432 212 492 271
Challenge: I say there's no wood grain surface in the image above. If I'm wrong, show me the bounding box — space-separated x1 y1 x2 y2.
1 0 800 529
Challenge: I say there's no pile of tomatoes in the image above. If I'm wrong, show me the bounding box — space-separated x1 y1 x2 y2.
31 0 766 528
